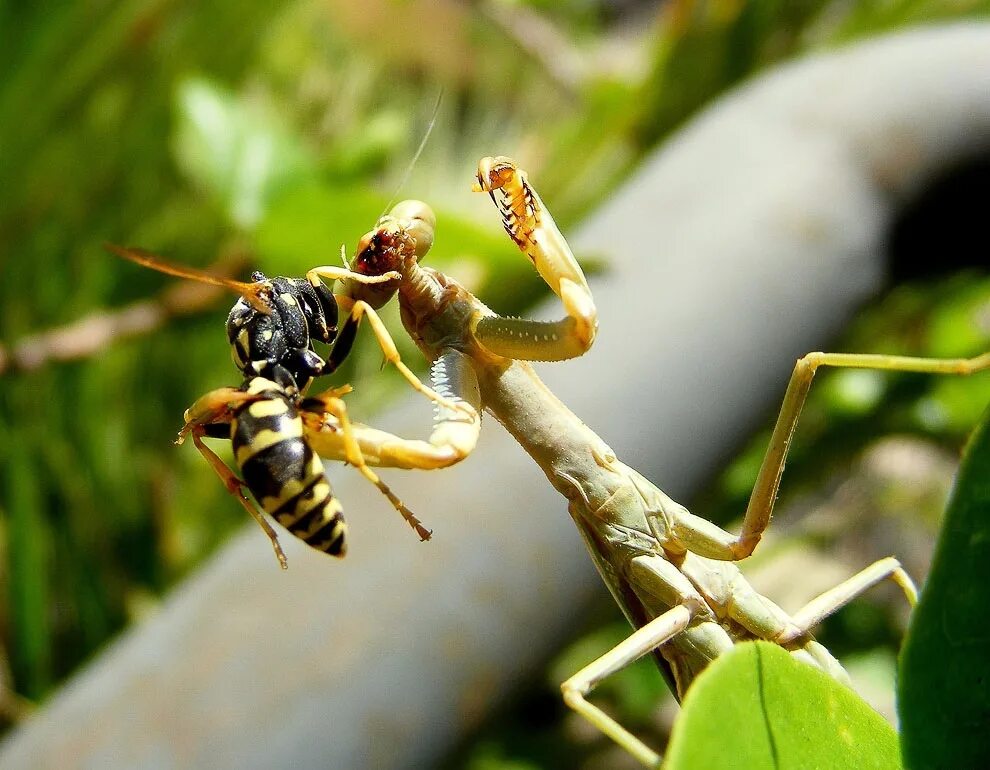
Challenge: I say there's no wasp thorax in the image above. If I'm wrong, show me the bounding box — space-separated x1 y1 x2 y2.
226 272 339 388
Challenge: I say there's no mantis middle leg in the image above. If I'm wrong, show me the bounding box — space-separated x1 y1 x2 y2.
663 351 990 563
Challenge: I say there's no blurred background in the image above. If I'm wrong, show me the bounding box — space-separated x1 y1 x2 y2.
1 1 989 768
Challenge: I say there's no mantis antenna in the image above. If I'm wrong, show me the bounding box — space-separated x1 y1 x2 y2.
379 88 444 220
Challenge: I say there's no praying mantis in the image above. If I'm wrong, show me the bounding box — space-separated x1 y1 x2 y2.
300 157 989 766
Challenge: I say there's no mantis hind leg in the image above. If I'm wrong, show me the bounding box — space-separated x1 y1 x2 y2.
561 604 693 769
561 553 736 767
776 556 918 644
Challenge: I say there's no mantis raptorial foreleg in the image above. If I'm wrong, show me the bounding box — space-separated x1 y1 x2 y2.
328 296 477 421
471 156 597 361
305 388 434 541
303 349 482 470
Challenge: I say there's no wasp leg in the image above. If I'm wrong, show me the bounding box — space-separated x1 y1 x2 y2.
320 308 360 377
304 349 482 471
329 298 478 422
655 351 990 562
315 393 433 542
175 386 256 445
471 156 597 362
188 429 288 570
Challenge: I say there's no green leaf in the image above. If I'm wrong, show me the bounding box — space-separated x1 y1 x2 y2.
665 641 900 769
899 406 990 769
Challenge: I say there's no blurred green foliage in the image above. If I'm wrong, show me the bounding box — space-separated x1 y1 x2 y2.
1 0 989 764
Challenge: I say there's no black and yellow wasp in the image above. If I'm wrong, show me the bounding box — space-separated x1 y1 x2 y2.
108 243 460 567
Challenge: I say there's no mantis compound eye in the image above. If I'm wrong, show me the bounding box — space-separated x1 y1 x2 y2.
388 200 435 259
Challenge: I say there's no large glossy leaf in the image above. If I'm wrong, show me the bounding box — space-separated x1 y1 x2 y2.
899 406 990 769
665 641 900 769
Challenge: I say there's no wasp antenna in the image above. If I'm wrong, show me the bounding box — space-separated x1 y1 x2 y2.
105 242 271 314
380 88 443 220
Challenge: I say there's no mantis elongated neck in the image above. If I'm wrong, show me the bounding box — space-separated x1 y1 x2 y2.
479 359 623 512
398 262 444 311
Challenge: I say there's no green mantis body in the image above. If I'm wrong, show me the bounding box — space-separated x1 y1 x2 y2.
305 157 989 766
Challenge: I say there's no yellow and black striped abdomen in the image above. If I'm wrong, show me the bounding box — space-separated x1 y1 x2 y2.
231 378 347 557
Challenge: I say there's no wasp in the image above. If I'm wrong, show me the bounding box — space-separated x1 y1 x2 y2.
108 244 470 567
